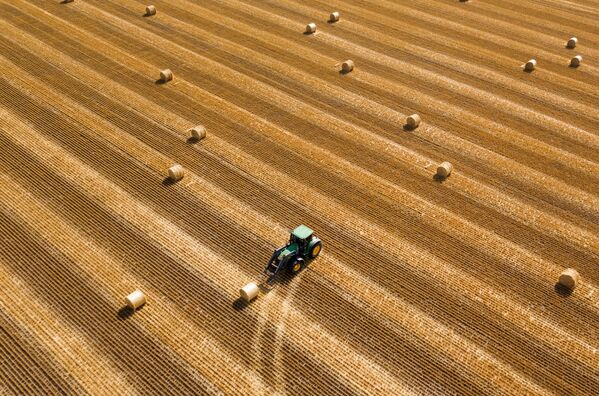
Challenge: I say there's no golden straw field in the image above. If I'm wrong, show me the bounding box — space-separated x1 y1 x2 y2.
0 0 598 394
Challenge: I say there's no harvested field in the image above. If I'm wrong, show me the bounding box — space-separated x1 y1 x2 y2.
0 0 598 394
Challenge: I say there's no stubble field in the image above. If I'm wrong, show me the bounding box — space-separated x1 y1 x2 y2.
0 0 598 395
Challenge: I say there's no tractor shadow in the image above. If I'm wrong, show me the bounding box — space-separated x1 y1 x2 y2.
554 283 573 297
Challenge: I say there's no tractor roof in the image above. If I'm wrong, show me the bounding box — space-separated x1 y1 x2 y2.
291 225 313 240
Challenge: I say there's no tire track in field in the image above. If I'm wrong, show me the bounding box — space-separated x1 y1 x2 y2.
0 162 275 396
0 59 464 392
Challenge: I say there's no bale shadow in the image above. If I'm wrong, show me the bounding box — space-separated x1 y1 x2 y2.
60 0 73 4
569 64 580 69
403 123 416 131
186 136 199 144
154 79 166 85
339 69 352 75
433 174 446 183
554 283 573 297
232 298 250 311
162 177 176 186
523 68 533 74
117 306 134 320
303 31 315 36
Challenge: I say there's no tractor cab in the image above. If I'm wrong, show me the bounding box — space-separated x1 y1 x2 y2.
289 224 313 248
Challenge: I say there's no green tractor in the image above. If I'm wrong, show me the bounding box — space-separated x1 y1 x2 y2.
264 225 322 280
240 225 322 302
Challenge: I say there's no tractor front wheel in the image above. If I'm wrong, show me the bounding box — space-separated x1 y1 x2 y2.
287 257 305 275
309 241 322 259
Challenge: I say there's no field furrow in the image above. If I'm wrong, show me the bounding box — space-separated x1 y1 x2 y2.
1 0 597 394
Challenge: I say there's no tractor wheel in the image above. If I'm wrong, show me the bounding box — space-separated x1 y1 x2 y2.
287 257 305 275
309 241 322 259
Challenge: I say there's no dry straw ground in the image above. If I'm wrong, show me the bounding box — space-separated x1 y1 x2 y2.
0 0 598 394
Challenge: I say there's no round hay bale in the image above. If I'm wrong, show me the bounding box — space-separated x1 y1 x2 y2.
558 268 580 291
240 282 259 303
125 290 146 310
524 59 536 71
189 125 206 140
570 55 582 67
342 60 354 73
168 164 185 181
146 5 156 16
406 114 421 129
329 11 340 22
160 69 173 82
305 22 316 34
436 162 453 178
566 37 578 48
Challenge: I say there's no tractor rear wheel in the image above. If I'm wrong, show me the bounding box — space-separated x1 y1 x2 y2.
287 257 305 275
309 241 322 259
